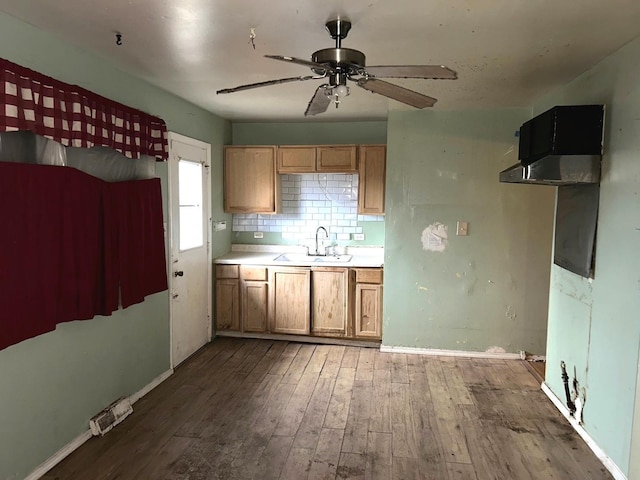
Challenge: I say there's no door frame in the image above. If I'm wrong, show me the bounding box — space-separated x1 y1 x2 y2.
167 131 213 369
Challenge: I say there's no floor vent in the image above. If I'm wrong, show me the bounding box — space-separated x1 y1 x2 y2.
89 396 133 436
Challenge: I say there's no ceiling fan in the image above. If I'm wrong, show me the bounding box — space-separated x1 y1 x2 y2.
216 19 457 116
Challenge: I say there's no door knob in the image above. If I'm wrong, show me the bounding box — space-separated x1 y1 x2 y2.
174 271 184 277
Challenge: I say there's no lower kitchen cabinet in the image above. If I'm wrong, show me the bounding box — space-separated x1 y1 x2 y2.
215 266 240 331
353 268 383 339
311 267 349 337
240 266 268 333
269 267 311 335
214 262 383 341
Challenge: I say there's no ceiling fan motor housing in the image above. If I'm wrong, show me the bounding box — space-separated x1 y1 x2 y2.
311 48 366 76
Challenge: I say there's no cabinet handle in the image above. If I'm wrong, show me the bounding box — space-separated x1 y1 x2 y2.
174 271 184 277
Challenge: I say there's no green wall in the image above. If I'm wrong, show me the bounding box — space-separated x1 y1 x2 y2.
537 35 640 476
232 121 387 146
0 11 230 480
231 121 387 247
383 109 555 354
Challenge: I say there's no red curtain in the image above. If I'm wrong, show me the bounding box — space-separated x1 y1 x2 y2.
0 57 168 160
0 163 168 351
105 179 168 308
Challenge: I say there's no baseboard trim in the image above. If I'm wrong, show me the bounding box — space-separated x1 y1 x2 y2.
25 368 174 480
129 368 173 405
379 344 523 360
541 382 627 480
23 429 93 480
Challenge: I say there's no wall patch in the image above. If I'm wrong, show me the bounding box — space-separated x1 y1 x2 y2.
421 222 448 252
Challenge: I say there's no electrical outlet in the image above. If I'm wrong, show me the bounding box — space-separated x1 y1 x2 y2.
253 231 264 239
213 221 227 231
456 221 469 236
353 233 365 241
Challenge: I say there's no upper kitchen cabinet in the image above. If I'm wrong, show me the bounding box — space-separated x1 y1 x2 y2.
357 145 386 215
276 145 358 173
316 145 357 172
277 146 316 173
224 146 278 213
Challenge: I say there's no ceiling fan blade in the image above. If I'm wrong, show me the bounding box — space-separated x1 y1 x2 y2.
216 75 315 94
304 85 332 116
364 65 457 80
357 78 437 108
265 55 333 74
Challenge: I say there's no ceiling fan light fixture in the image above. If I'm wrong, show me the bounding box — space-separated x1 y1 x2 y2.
335 84 350 98
323 84 350 100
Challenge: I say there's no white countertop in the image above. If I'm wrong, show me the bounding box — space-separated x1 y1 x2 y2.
214 245 384 268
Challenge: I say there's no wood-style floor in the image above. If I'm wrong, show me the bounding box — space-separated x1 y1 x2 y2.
44 338 612 480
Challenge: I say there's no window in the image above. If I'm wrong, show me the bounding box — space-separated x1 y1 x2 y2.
178 159 204 250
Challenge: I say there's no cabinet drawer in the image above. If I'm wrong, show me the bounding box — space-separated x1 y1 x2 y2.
240 266 268 281
354 268 383 284
216 264 239 279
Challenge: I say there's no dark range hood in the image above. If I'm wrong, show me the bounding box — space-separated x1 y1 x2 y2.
500 105 605 279
500 105 604 185
499 153 601 185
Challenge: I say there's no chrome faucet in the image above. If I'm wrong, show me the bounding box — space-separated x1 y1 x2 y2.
315 226 328 256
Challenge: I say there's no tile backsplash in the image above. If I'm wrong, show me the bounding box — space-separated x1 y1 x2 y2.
232 173 384 241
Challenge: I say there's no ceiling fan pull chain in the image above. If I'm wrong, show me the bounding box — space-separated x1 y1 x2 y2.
249 28 256 50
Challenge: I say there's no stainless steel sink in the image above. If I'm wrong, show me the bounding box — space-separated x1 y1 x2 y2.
274 253 352 263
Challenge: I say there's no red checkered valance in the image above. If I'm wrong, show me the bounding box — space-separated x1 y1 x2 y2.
0 57 168 160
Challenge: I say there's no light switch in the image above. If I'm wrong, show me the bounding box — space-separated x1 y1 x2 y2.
456 221 469 236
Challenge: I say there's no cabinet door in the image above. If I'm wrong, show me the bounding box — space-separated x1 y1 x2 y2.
311 268 348 337
317 146 357 172
277 146 316 173
224 146 277 213
354 284 382 339
215 279 240 331
241 280 268 333
269 267 310 334
357 145 386 214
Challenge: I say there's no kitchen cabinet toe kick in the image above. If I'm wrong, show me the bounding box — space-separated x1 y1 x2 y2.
214 330 381 348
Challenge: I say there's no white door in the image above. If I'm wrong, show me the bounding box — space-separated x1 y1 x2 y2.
168 132 212 368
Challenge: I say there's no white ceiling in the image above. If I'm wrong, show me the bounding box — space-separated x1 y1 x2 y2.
2 0 640 122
